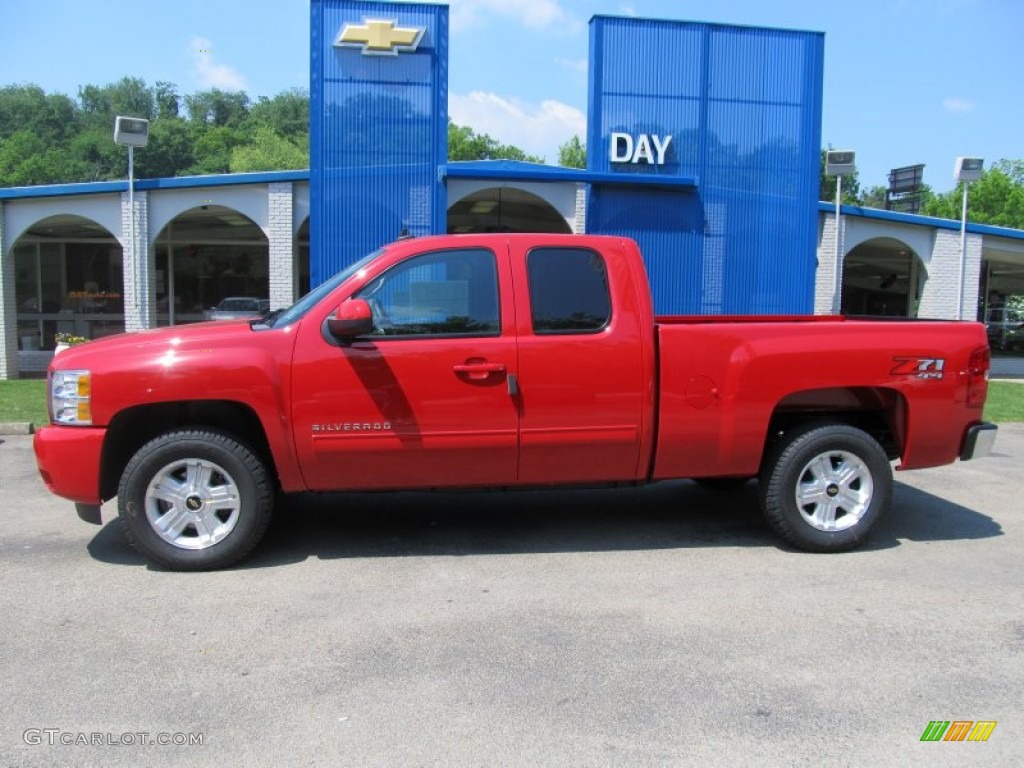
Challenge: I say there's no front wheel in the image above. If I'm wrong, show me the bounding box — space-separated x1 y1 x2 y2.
759 423 892 552
117 429 273 570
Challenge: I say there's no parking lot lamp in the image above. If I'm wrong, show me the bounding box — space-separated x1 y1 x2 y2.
954 157 984 320
113 117 150 327
825 150 857 314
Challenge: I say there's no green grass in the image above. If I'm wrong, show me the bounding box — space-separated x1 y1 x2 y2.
984 380 1024 423
0 378 1022 428
0 380 49 426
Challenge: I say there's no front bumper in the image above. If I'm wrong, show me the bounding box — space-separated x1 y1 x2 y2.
960 422 998 461
33 425 107 505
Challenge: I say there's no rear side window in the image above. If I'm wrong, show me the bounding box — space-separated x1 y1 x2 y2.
527 247 611 334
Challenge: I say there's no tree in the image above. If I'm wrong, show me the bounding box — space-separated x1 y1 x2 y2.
229 126 307 172
247 89 309 139
922 160 1024 229
184 88 250 128
67 127 124 181
78 77 155 131
0 79 553 187
188 126 243 175
447 120 543 163
0 130 58 185
155 81 180 120
138 119 195 179
558 135 586 169
858 185 887 209
0 85 79 143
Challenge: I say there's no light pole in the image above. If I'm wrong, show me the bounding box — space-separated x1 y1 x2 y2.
113 116 149 330
954 156 984 320
825 150 856 314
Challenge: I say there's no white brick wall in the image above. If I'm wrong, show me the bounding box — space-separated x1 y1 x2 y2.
121 190 152 332
815 212 841 314
917 229 982 320
267 182 295 308
0 202 18 379
573 184 587 234
963 232 983 320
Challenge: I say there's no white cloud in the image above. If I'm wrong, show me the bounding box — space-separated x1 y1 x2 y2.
943 97 975 113
450 0 575 31
619 4 638 16
189 37 247 91
450 90 586 163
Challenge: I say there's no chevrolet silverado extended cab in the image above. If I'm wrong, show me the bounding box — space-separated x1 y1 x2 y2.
35 234 997 570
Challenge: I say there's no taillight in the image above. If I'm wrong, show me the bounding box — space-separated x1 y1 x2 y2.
966 346 989 409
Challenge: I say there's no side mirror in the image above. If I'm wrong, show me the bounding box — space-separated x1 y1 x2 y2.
327 298 374 339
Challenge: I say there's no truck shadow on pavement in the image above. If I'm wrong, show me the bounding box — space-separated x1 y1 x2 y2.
86 479 1002 569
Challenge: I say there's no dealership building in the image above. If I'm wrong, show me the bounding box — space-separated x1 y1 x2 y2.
2 0 1023 379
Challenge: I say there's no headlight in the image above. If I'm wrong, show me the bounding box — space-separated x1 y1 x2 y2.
50 370 92 425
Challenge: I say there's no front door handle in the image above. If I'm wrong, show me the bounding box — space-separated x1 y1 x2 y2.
453 361 506 380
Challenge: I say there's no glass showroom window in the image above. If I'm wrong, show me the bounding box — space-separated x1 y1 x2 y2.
15 241 124 351
155 243 270 326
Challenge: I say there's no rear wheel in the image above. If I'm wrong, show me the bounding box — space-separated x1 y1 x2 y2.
759 423 891 552
117 429 273 570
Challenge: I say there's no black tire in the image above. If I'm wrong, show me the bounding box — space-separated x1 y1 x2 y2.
693 477 752 490
758 423 891 552
117 429 273 570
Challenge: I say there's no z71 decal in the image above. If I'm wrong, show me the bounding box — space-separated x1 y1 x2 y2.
891 357 945 380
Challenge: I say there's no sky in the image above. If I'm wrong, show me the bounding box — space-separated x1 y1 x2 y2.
1 0 1020 191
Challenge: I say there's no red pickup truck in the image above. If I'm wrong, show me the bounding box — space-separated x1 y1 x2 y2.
34 234 997 570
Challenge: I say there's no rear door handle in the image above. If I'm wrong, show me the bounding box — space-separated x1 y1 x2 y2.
453 362 506 380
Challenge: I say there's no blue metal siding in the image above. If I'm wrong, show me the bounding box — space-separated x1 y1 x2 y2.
310 0 448 288
587 16 824 315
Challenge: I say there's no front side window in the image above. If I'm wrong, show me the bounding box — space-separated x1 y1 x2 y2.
527 247 611 334
355 248 499 337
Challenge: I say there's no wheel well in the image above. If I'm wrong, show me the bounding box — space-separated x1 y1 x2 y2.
99 401 276 501
767 387 906 462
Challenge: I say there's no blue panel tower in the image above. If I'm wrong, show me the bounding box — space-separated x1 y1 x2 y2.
587 16 824 315
310 0 448 287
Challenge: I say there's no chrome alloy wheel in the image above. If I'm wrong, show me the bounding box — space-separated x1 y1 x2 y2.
144 458 241 550
794 450 874 532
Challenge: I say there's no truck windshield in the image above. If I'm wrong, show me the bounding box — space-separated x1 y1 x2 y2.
260 249 382 330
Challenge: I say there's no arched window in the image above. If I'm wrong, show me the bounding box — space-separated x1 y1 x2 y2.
447 188 571 235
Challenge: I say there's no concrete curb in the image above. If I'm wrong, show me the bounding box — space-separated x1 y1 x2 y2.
0 422 34 435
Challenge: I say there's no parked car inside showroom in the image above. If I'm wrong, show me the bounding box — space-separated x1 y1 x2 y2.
205 297 270 321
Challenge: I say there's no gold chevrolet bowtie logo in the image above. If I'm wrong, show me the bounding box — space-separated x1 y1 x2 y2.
335 19 425 56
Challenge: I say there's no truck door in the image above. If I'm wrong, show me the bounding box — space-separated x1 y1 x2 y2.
509 241 649 484
291 244 519 491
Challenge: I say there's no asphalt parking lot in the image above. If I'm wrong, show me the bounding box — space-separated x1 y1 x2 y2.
1 427 1022 767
